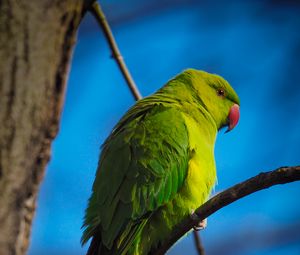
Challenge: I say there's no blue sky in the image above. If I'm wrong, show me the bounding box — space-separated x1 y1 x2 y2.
29 1 300 254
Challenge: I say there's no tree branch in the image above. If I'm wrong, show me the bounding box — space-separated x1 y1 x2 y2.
89 1 142 100
152 166 300 255
193 231 205 255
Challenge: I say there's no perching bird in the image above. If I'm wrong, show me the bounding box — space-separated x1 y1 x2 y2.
82 69 240 255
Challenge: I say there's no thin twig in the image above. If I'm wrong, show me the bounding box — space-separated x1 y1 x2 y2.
151 166 300 255
193 231 205 255
89 1 142 100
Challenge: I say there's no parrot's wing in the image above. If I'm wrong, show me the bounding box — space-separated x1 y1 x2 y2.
82 102 190 254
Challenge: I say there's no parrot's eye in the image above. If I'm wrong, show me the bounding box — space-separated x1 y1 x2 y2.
217 88 225 97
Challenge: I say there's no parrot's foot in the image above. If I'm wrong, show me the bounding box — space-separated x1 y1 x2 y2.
194 218 207 231
190 211 207 231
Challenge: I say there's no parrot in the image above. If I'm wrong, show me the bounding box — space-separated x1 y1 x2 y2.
82 69 240 255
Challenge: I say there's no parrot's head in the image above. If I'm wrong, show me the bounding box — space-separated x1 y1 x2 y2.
179 69 240 132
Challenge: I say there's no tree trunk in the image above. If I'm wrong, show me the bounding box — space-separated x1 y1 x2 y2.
0 1 89 254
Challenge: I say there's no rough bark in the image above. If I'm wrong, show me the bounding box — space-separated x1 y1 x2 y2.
0 1 87 254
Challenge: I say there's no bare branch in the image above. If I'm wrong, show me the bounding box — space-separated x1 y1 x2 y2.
152 166 300 255
193 231 205 255
89 1 142 100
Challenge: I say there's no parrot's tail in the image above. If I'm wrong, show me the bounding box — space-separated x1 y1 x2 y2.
86 233 104 255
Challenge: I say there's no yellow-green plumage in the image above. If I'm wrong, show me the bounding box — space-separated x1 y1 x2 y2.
82 69 240 255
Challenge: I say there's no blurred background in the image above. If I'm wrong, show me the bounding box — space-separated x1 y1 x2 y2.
28 0 300 254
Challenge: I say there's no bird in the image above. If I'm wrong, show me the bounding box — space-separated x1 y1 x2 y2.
82 69 240 255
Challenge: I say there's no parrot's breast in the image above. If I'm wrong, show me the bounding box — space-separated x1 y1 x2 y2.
172 111 217 214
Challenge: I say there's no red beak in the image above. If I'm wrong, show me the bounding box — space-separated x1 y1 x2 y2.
226 104 240 133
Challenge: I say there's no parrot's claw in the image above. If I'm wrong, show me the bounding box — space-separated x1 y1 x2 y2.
193 218 207 231
190 211 207 231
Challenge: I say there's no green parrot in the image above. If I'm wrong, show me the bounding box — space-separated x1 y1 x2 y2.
82 69 240 255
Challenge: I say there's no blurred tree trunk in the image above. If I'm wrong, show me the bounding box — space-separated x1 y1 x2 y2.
0 1 91 254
